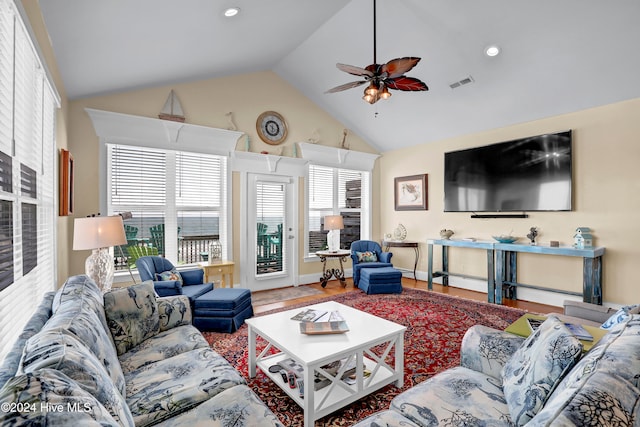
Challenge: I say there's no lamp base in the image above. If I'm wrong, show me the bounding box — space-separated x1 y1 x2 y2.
85 248 115 293
327 229 341 252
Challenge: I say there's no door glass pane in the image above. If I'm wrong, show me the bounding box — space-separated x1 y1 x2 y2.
256 181 285 276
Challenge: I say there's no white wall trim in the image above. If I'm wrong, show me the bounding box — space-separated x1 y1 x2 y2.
231 150 307 176
298 142 379 171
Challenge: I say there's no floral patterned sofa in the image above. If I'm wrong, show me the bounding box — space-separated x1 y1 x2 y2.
0 275 283 426
354 313 640 426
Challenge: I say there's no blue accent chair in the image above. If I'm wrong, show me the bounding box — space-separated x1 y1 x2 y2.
350 240 393 286
135 256 212 302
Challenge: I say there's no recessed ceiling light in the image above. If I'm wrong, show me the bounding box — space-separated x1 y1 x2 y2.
224 7 240 17
485 45 500 57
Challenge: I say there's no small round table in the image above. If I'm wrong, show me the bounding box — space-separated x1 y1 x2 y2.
383 240 419 280
315 250 351 288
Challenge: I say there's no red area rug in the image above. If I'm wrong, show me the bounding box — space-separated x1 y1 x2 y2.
203 288 526 426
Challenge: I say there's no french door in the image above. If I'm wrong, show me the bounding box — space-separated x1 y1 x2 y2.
243 173 297 290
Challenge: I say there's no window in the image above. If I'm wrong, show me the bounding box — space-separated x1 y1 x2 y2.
107 144 227 267
306 164 370 257
0 0 58 363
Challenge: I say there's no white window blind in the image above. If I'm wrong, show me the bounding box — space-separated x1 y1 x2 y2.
108 144 227 265
306 164 369 256
0 0 58 364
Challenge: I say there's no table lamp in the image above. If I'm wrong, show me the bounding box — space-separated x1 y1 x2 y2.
323 215 344 252
73 215 127 293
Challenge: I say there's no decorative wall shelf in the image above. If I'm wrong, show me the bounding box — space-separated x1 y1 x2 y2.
231 151 307 176
86 108 243 156
298 142 379 171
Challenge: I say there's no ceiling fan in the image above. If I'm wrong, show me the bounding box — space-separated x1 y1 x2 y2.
326 0 428 104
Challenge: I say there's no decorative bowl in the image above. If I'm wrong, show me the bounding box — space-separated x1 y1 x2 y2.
493 235 519 244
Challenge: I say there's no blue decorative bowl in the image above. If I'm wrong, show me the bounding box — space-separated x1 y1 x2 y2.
493 235 519 244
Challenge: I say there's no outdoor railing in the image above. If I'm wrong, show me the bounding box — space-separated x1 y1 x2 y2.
115 234 220 270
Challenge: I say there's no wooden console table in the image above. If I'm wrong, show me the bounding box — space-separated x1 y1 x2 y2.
427 239 496 302
383 240 419 280
427 239 605 305
495 243 605 305
316 250 350 288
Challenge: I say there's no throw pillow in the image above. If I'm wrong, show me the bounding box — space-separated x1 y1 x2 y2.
502 315 583 426
601 304 640 330
0 369 119 426
157 295 192 332
154 269 183 284
20 329 134 426
103 281 160 355
356 251 378 263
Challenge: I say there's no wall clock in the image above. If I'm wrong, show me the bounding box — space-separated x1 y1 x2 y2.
256 111 288 145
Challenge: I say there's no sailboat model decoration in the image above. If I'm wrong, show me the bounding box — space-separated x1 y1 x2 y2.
158 90 185 122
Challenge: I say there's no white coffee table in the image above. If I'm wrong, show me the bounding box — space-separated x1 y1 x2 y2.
246 301 406 427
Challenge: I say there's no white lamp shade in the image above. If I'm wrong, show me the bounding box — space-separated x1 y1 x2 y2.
323 215 344 231
73 216 127 250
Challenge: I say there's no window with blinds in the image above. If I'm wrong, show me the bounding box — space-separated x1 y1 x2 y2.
256 180 285 275
108 144 227 266
0 0 58 364
306 164 369 256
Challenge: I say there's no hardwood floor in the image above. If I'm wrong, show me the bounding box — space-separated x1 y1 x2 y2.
253 277 564 316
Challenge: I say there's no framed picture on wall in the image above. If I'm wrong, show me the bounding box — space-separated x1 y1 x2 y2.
59 149 74 216
394 174 428 211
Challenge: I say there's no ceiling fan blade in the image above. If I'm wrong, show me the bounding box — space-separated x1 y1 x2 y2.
325 80 368 94
336 63 375 78
386 76 429 91
381 57 421 79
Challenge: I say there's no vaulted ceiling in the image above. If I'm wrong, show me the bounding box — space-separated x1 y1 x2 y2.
39 0 640 152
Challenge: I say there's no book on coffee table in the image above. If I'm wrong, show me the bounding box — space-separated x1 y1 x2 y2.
526 317 593 341
300 320 349 335
291 309 327 322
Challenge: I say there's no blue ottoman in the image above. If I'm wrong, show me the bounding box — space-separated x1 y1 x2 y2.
359 267 403 295
193 288 253 333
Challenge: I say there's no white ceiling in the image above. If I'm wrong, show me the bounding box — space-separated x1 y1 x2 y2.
39 0 640 152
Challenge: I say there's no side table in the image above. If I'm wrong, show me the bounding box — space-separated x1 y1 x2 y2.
199 260 235 288
383 240 419 280
505 313 606 352
315 250 350 288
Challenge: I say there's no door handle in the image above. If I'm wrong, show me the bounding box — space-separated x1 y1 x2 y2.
288 235 294 239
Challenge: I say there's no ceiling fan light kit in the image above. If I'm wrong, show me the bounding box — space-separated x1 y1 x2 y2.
327 0 428 105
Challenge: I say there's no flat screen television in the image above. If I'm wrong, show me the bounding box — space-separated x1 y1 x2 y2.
444 130 572 212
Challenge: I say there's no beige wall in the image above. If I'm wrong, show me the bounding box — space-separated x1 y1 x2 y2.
377 97 640 305
66 72 378 281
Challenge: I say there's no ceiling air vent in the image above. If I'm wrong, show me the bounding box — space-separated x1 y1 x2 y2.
449 75 474 89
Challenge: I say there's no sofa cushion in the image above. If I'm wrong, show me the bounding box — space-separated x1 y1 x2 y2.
42 294 126 396
551 315 640 399
528 372 640 426
0 291 54 391
124 347 246 427
104 281 160 356
0 369 119 426
118 325 210 373
20 329 134 427
157 295 192 332
356 250 378 263
351 409 421 427
155 269 183 285
391 366 513 427
153 385 285 427
502 316 583 426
